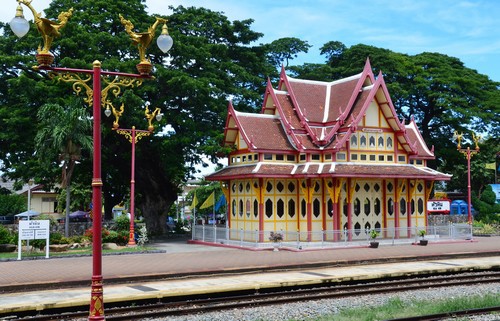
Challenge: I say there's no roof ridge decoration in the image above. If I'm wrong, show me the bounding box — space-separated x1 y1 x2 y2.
405 116 435 158
265 79 306 151
223 102 263 150
335 69 417 155
278 59 376 148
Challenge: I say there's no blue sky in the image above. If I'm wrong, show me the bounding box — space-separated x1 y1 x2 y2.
3 0 499 82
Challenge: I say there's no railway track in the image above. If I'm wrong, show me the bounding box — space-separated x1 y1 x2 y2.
4 270 500 321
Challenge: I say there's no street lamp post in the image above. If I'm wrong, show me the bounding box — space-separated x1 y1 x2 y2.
9 1 173 319
105 104 163 246
453 131 480 224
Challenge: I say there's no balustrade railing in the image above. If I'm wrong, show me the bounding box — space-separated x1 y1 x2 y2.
191 223 473 249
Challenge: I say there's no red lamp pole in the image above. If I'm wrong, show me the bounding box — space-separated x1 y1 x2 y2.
129 127 136 245
90 61 104 319
455 131 480 225
466 147 472 224
39 63 151 320
114 126 152 246
9 4 173 319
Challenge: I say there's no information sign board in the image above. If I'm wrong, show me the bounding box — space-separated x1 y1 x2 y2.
18 220 50 260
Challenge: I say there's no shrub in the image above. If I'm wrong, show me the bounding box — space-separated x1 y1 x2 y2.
49 232 72 245
0 225 14 244
103 230 129 246
114 215 130 232
84 228 110 241
269 231 283 242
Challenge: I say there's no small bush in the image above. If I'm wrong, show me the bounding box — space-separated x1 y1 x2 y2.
84 228 110 241
114 215 130 232
48 232 72 245
0 225 14 244
103 230 129 246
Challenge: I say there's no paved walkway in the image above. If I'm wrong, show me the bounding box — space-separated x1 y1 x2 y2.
3 256 500 314
1 236 499 290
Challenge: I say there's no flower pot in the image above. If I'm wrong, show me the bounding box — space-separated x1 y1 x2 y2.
419 240 428 246
369 241 379 248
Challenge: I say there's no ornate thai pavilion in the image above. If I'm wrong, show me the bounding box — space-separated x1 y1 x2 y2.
205 59 451 242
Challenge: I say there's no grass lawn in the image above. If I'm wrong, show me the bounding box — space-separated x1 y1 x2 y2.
0 245 160 260
302 293 499 321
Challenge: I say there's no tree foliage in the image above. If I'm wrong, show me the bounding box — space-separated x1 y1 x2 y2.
0 0 276 234
265 37 311 68
291 42 500 198
0 193 26 216
35 100 92 236
2 0 498 232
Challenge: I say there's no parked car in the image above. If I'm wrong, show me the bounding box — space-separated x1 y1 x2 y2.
0 216 15 225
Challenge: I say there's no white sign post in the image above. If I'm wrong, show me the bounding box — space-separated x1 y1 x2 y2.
18 220 50 260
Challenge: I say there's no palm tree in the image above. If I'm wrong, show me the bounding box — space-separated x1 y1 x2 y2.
35 100 92 236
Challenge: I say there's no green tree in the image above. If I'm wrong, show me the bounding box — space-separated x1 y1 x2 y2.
0 193 26 216
292 42 500 198
473 184 500 223
0 1 275 235
35 101 92 236
265 37 312 68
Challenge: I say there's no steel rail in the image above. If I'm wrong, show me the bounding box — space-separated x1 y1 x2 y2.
8 271 500 321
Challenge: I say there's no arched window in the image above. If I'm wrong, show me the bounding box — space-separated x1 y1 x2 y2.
313 199 320 217
400 198 407 215
265 199 273 218
374 198 381 215
360 135 367 147
301 199 307 217
387 198 394 216
369 135 375 147
418 199 424 214
327 200 333 217
288 199 295 218
364 198 371 215
354 198 361 216
246 199 251 217
387 137 393 148
350 135 357 147
277 199 284 218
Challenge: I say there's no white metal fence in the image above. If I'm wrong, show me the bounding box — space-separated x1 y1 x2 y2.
191 223 473 250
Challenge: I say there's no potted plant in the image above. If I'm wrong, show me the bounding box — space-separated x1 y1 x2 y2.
418 229 428 246
369 230 379 248
269 231 283 251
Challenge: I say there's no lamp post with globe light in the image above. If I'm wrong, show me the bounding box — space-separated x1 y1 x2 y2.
453 130 480 225
9 1 173 319
105 103 163 246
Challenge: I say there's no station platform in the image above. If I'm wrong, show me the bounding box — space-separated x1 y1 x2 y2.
0 236 499 314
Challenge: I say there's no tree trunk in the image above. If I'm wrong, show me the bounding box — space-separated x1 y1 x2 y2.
65 183 70 237
139 194 170 236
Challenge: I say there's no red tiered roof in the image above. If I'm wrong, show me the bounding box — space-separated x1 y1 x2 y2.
209 59 450 182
